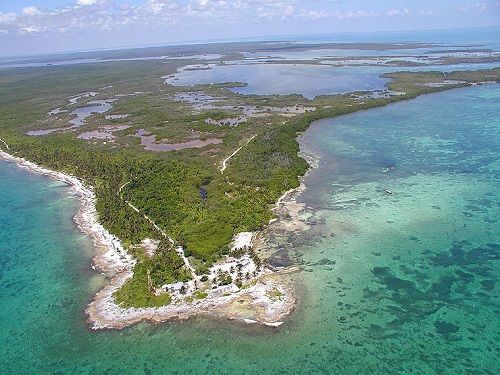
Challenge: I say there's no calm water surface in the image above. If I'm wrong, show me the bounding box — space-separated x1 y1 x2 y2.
169 62 500 99
1 84 499 374
167 27 500 98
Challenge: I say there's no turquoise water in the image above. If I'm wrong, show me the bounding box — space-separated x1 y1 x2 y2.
1 85 499 374
297 84 500 373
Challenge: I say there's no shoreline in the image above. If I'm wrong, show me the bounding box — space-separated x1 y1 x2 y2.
0 147 301 330
0 149 134 276
267 136 320 235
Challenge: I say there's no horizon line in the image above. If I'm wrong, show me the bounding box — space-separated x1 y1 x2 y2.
1 24 499 61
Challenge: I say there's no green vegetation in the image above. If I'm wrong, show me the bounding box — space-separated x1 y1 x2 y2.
194 291 208 300
266 289 283 300
114 259 173 308
113 240 191 307
149 241 192 285
0 44 498 308
216 270 233 286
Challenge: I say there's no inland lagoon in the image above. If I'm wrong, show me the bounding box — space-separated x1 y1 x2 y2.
1 81 498 374
167 62 500 99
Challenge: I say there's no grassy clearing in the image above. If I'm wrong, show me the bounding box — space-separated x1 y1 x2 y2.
266 289 283 300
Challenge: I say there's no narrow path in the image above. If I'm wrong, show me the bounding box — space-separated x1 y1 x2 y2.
116 173 198 284
125 199 197 281
175 247 198 281
220 135 256 174
126 200 171 241
132 200 197 280
115 179 166 240
2 138 197 284
117 181 131 195
0 137 11 151
117 178 171 241
127 201 140 213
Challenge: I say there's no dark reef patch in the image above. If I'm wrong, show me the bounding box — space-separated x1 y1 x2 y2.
434 320 460 335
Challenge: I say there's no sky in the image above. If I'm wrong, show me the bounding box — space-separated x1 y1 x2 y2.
0 0 499 57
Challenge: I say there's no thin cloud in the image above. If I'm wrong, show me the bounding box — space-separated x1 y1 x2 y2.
0 0 497 38
22 6 42 16
77 0 99 5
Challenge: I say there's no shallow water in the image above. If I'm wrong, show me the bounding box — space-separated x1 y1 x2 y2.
133 129 223 151
166 28 500 99
2 26 498 70
69 100 114 126
296 84 500 373
275 26 500 54
247 47 499 60
169 64 391 99
169 61 500 99
1 81 498 374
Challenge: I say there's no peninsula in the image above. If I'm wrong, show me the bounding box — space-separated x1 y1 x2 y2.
1 41 499 328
